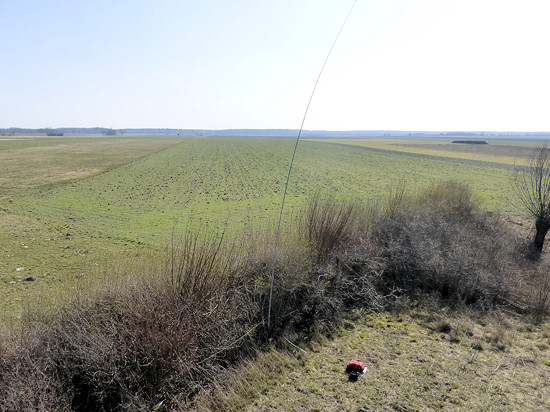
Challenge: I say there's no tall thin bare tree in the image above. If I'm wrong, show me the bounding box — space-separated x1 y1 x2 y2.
512 142 550 258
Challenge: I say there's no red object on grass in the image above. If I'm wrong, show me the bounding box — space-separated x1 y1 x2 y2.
345 360 366 374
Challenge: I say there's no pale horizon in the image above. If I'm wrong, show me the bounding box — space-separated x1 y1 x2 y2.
2 0 549 132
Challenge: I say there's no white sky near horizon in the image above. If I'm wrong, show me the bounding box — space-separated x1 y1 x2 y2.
1 0 549 132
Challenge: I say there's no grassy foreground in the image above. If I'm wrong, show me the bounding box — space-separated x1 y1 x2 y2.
235 312 549 411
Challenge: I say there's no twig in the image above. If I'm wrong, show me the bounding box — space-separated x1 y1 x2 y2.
283 336 307 353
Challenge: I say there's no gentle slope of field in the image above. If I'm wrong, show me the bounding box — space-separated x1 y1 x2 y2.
0 136 528 318
1 135 186 317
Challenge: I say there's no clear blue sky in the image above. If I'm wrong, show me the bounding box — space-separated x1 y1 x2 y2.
1 0 549 131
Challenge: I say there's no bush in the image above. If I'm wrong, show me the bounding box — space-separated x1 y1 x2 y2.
513 261 550 324
411 180 478 216
300 193 358 263
372 207 510 306
376 181 512 306
0 234 259 411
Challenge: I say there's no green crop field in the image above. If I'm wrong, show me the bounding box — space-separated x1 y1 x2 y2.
0 135 535 320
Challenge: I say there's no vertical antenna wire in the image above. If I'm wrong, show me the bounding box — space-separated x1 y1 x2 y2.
267 0 357 329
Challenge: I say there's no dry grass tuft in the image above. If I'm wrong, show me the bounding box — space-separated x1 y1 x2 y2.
300 193 358 263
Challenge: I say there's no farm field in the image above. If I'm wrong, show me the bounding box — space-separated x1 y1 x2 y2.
0 135 188 318
307 137 544 166
0 135 533 319
0 135 185 197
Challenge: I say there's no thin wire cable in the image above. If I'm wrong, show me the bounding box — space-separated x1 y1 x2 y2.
267 0 357 329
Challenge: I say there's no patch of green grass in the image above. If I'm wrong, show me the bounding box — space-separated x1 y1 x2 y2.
0 135 185 199
0 209 147 320
237 313 550 411
10 138 519 238
0 135 185 320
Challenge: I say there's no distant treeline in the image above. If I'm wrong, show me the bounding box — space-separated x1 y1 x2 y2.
451 140 488 144
1 127 118 136
1 127 550 138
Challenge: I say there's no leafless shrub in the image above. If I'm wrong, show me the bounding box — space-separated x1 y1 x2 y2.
532 273 550 324
168 229 235 309
411 180 478 216
522 262 550 324
300 193 358 263
371 181 513 307
0 331 71 411
382 182 408 218
0 230 261 411
382 180 477 219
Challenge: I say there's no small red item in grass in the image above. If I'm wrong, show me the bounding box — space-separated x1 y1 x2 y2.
345 360 367 380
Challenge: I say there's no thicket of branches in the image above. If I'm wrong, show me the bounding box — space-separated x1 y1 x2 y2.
512 142 550 258
0 181 547 411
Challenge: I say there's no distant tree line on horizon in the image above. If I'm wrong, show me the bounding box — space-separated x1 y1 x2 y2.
0 127 118 136
1 127 550 138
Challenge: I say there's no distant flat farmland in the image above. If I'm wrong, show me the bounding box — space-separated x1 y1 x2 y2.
0 135 186 196
306 137 542 166
0 136 522 319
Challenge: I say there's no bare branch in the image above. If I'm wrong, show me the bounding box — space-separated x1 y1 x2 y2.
512 142 550 256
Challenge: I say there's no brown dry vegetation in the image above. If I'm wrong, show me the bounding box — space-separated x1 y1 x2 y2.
0 181 548 411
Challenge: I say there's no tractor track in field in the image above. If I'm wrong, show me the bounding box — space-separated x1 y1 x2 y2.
312 141 518 170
